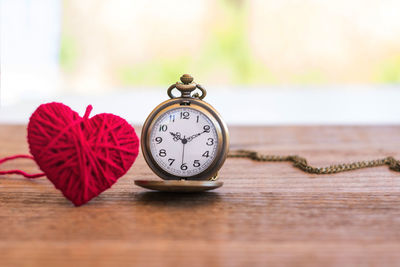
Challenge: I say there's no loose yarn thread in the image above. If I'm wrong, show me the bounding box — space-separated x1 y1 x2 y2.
0 155 44 178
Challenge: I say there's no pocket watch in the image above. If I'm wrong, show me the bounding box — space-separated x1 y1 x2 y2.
135 74 229 192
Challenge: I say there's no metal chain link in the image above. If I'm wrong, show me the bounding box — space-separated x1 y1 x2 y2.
228 150 400 174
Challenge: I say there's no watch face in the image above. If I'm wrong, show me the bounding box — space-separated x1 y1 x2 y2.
149 107 219 177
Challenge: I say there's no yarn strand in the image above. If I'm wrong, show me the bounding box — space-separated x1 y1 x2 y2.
0 155 45 178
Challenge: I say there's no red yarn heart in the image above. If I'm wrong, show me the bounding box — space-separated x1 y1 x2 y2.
27 102 139 206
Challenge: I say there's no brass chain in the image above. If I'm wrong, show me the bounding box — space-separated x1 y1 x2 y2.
228 150 400 174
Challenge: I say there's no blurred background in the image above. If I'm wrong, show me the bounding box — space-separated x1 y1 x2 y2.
1 0 400 124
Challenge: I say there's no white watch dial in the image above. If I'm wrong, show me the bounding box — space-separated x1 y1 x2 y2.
149 107 218 177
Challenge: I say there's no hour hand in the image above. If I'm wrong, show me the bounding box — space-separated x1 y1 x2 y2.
169 132 182 142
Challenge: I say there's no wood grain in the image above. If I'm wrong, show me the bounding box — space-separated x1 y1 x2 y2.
1 125 400 267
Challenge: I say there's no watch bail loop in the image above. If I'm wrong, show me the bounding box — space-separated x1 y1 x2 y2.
167 74 207 100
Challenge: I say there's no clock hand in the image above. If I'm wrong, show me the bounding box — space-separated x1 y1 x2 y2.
169 132 182 142
187 130 207 142
181 135 186 166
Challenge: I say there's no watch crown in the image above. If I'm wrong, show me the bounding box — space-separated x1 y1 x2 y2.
180 74 193 84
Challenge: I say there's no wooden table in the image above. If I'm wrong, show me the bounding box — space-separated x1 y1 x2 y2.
1 125 400 267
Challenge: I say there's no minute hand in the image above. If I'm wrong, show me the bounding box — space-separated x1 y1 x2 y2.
187 131 207 142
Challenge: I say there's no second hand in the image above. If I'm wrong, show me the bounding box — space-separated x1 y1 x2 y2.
181 135 187 166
